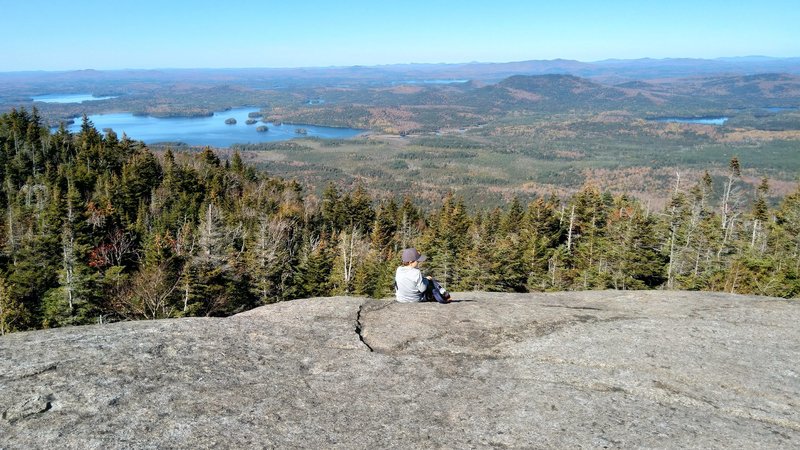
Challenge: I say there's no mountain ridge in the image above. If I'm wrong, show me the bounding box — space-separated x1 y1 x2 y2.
3 56 800 83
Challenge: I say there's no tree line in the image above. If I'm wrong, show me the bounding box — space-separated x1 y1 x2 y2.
0 107 798 334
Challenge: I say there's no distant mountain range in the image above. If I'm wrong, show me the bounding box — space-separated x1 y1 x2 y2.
2 57 800 87
370 57 800 84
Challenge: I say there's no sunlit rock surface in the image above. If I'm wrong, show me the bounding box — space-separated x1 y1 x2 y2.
1 291 798 448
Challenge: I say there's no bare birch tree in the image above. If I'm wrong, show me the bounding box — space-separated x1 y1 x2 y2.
336 227 369 294
249 215 290 303
117 263 180 320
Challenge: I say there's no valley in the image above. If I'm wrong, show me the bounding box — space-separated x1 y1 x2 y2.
2 59 799 208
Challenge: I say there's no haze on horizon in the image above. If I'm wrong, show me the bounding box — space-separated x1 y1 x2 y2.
2 0 799 72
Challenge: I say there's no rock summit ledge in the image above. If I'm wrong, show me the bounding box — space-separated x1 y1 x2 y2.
1 291 798 448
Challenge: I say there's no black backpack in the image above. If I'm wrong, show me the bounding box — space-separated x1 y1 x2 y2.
426 278 451 303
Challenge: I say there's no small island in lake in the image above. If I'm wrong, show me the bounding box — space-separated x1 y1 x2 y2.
295 128 307 135
248 112 263 118
256 125 269 132
246 119 257 125
224 118 237 125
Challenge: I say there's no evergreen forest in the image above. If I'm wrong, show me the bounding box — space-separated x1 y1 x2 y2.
1 108 798 334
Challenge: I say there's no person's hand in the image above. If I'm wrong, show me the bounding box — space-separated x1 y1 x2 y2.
426 276 432 280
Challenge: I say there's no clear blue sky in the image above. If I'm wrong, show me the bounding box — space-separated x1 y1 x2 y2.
1 0 798 71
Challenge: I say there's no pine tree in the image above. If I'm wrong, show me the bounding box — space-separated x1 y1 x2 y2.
460 214 494 291
372 198 399 254
231 150 245 174
663 173 724 291
749 177 770 252
321 182 345 232
354 210 401 297
522 196 563 291
605 197 666 289
42 180 100 327
489 232 528 292
398 196 422 250
348 184 375 231
422 195 471 289
568 185 610 289
353 246 395 298
499 196 524 235
0 276 28 335
119 150 162 220
771 184 800 297
479 197 528 292
294 233 335 298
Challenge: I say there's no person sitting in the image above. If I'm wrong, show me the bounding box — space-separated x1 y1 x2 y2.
394 248 451 303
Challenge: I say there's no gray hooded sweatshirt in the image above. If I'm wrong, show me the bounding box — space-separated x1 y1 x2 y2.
395 265 429 302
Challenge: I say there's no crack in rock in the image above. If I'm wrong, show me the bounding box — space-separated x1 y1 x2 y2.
22 363 58 379
354 304 374 352
542 304 604 311
1 363 59 382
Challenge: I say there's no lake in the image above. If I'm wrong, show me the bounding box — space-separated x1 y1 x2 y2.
66 107 364 147
650 116 729 125
764 107 798 112
33 94 117 103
